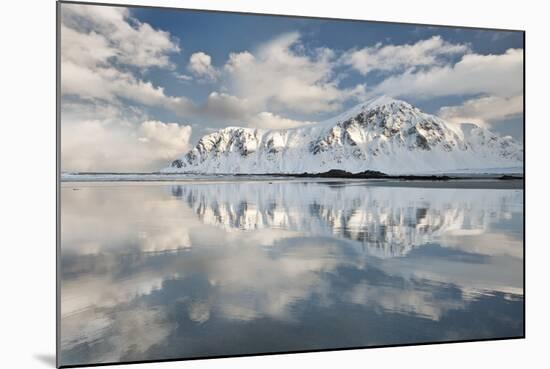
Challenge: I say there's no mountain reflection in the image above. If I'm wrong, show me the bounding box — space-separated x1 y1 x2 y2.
60 180 524 366
173 181 522 258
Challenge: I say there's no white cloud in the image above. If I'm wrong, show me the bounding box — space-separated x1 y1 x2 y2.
187 51 219 81
60 4 196 173
342 36 469 75
61 102 192 172
138 120 193 151
249 112 315 130
61 4 180 69
438 95 523 127
371 48 523 99
60 4 195 117
175 73 193 82
61 5 267 125
61 53 197 126
60 24 117 68
200 92 252 120
223 32 361 115
61 59 187 107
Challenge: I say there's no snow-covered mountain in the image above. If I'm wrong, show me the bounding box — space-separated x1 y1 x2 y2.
164 96 523 175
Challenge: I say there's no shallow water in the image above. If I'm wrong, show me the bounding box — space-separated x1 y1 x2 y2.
59 179 524 366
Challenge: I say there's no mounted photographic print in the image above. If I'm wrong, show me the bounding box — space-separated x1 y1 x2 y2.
57 1 525 367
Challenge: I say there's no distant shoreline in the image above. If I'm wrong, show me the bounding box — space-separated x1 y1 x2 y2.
60 169 524 189
62 168 524 180
235 169 524 181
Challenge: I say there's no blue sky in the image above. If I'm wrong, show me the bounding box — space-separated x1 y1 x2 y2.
60 3 524 171
133 7 523 133
133 8 522 99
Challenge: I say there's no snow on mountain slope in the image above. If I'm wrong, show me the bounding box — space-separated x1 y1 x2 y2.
164 96 523 175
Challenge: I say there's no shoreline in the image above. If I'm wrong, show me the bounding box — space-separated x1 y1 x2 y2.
61 169 524 181
60 171 524 190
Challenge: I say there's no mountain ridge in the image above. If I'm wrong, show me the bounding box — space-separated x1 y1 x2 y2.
164 96 523 175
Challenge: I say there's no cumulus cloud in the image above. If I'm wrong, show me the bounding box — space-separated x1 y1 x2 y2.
357 43 523 130
62 119 192 172
61 101 192 172
187 51 219 82
60 4 196 172
138 120 193 151
342 36 469 75
61 4 194 116
61 4 180 69
60 24 117 68
61 58 193 111
370 48 523 99
438 95 523 127
223 32 362 115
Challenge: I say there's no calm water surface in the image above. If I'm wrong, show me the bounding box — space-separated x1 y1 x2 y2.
60 179 524 366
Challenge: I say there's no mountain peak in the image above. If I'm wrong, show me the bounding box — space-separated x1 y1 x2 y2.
362 95 409 108
319 95 413 128
353 95 413 114
165 96 523 175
